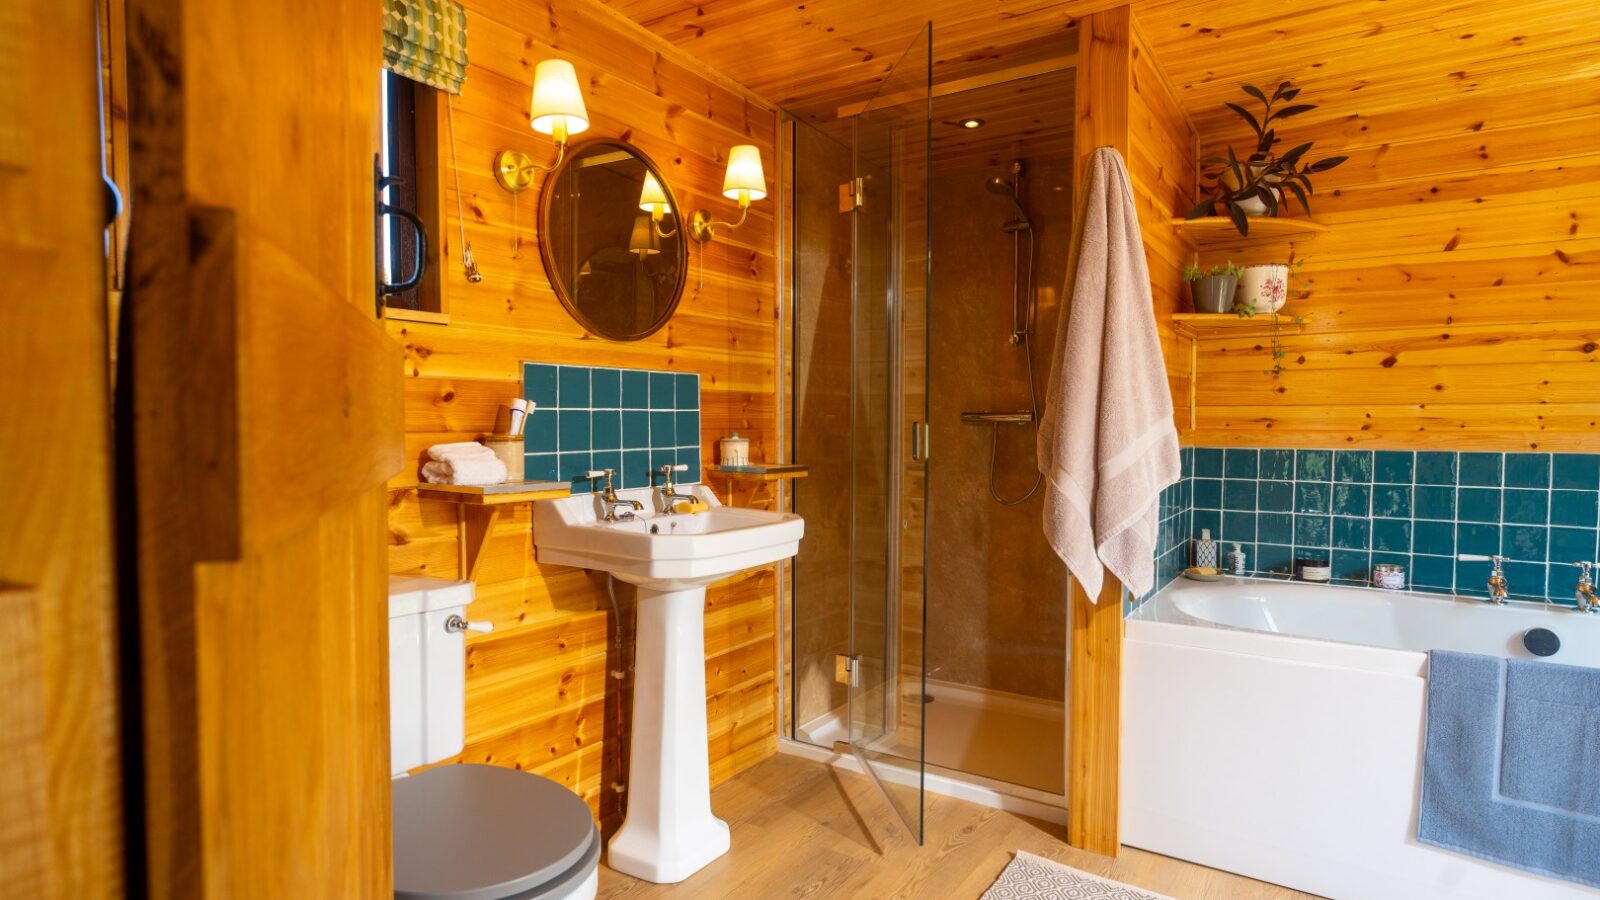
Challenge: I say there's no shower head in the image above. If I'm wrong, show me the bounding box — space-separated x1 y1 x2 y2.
986 176 1031 230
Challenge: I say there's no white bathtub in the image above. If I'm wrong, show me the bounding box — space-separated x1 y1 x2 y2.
1123 577 1600 900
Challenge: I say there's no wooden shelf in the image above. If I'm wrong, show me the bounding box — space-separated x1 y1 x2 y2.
1171 312 1308 339
416 481 571 580
705 464 807 511
1170 216 1328 245
416 481 570 506
705 464 810 482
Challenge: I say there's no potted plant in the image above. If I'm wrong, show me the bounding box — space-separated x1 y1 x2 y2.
1232 258 1308 379
1183 261 1242 313
1186 81 1348 236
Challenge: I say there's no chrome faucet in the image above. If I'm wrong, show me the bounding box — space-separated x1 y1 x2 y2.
586 468 642 522
653 463 695 514
1575 562 1599 613
1457 553 1510 604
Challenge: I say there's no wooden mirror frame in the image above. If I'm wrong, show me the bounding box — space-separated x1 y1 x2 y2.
537 139 688 341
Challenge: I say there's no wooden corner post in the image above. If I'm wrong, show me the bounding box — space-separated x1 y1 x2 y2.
1068 4 1134 857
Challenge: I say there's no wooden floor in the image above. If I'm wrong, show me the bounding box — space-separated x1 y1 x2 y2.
597 754 1321 899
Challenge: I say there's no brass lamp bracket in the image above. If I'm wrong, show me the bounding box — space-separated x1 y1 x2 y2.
494 149 540 193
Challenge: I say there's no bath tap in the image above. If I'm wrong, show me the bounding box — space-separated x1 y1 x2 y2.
1457 554 1510 604
653 463 695 514
1575 562 1599 613
587 468 643 522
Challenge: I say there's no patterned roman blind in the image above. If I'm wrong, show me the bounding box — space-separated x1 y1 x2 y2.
383 0 468 94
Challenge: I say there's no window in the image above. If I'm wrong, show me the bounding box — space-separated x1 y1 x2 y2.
379 69 446 319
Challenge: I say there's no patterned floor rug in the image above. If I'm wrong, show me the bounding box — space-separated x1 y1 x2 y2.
980 850 1180 900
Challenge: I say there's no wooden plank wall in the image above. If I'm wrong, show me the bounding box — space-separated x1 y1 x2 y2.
1127 17 1198 436
384 0 781 823
1160 2 1600 450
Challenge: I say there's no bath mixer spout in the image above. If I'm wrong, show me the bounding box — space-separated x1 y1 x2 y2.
1458 553 1510 604
1575 561 1598 613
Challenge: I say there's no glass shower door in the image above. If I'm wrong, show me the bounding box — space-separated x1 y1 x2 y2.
846 22 931 844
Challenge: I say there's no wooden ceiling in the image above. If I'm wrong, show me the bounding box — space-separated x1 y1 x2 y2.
601 0 1600 131
929 70 1075 174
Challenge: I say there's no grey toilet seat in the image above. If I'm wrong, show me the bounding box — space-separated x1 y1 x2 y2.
394 764 599 900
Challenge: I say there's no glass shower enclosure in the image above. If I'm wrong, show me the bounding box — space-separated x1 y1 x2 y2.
788 24 932 842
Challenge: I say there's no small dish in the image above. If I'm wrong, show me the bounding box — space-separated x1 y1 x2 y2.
1183 567 1225 582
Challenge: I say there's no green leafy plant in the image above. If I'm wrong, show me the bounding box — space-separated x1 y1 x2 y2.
1183 261 1243 282
1186 81 1348 236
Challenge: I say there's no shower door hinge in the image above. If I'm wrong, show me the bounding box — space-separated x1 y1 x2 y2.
840 177 863 213
835 654 860 687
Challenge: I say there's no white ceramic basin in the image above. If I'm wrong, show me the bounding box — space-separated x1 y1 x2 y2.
531 483 803 884
533 484 803 590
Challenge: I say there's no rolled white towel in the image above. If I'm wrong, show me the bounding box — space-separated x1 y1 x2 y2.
420 456 508 486
427 441 497 462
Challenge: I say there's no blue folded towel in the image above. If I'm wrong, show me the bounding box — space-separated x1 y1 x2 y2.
1420 649 1600 888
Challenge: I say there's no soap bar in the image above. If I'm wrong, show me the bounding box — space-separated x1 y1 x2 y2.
674 499 710 514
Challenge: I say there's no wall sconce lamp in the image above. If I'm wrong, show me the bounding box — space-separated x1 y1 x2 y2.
638 172 677 237
689 145 767 243
494 59 589 193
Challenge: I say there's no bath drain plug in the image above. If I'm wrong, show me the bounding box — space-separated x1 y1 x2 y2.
1523 627 1560 658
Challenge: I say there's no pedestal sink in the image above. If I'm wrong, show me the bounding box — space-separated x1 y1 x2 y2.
533 483 803 883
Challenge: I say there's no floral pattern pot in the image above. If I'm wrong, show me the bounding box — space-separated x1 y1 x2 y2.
1236 264 1289 313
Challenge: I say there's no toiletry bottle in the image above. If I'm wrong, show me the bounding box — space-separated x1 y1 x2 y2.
1195 528 1219 569
1227 543 1246 576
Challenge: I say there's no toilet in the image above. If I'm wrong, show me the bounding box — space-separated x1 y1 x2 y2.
389 576 600 900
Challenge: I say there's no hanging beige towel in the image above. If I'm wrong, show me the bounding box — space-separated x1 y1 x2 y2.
1037 147 1180 600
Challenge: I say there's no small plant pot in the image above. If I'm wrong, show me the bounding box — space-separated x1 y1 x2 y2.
1190 275 1238 313
1236 264 1289 313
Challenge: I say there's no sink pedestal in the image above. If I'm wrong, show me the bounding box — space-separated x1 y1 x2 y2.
607 585 730 883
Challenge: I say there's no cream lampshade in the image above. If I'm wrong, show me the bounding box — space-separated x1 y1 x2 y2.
638 172 671 220
721 145 767 205
529 59 589 142
629 215 660 256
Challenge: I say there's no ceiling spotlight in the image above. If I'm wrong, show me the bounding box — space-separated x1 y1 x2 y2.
960 118 986 129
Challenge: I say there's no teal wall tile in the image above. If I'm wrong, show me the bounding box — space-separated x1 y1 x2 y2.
1333 483 1371 518
591 368 621 408
1333 517 1371 550
1553 454 1600 490
1225 448 1259 479
1552 491 1599 528
1415 486 1456 520
1223 479 1257 510
525 410 557 454
524 453 558 482
1260 449 1294 480
1143 446 1600 609
1373 484 1412 518
649 372 675 408
1503 489 1548 525
1296 449 1332 481
1413 520 1456 557
1457 452 1503 487
1550 527 1599 564
524 362 703 489
622 370 648 409
1416 451 1457 485
1295 482 1330 514
1505 452 1551 489
1259 480 1294 512
558 366 590 408
1372 518 1411 553
1335 450 1373 484
1457 487 1501 523
525 363 558 408
1374 451 1415 484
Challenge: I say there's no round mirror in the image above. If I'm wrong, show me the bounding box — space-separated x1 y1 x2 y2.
539 140 687 341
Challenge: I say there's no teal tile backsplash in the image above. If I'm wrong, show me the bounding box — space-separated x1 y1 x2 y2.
522 362 700 492
1144 447 1600 609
